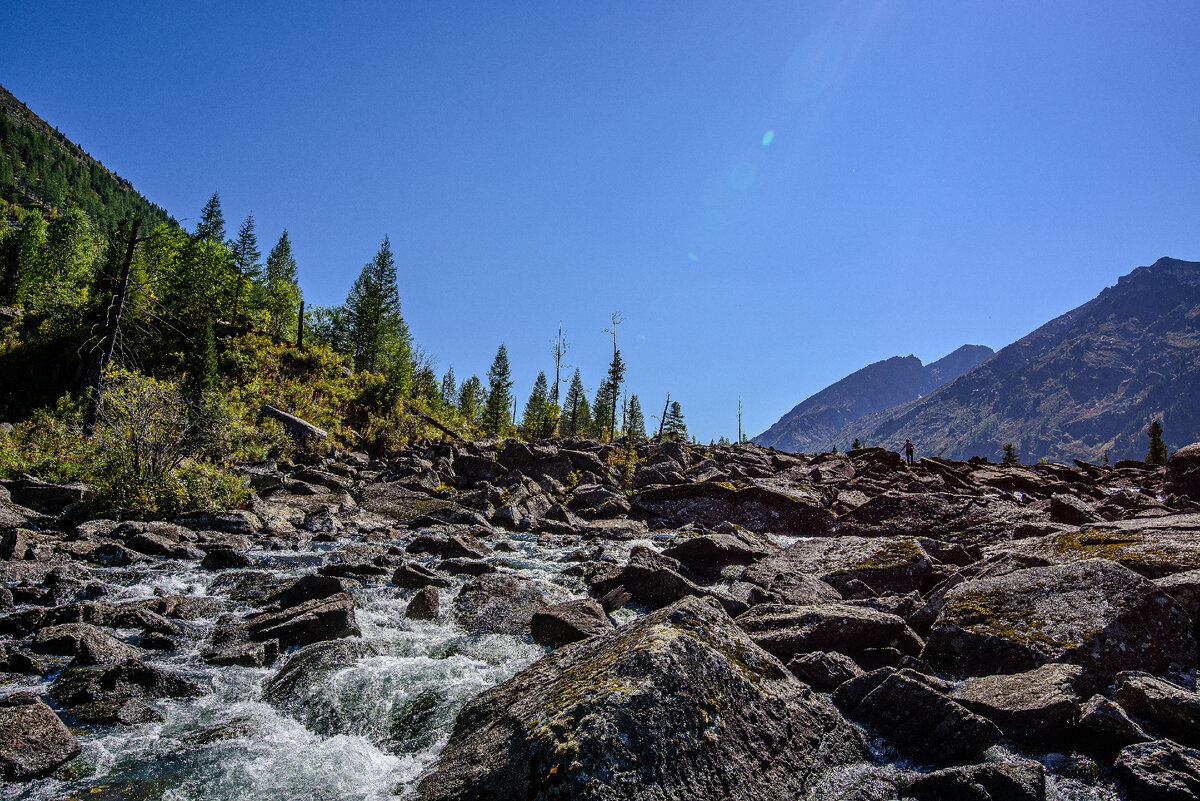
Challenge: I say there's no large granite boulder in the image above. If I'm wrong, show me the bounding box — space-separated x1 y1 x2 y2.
741 535 934 598
48 658 203 722
901 761 1046 801
530 599 613 648
414 596 866 801
659 525 780 575
0 694 81 781
453 574 565 635
922 558 1196 682
1116 739 1200 801
1114 672 1200 748
735 603 923 664
632 480 834 535
245 592 360 648
950 663 1084 743
989 522 1200 579
1166 442 1200 501
588 546 748 617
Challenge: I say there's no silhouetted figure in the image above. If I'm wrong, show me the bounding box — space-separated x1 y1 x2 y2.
903 439 915 465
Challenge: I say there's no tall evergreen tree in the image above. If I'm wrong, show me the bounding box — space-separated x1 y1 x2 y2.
195 192 225 242
664 400 687 439
603 349 626 442
592 379 615 438
229 213 261 324
522 372 553 439
1146 419 1168 465
561 369 588 437
264 230 301 342
0 211 47 306
344 236 411 380
626 394 646 439
480 344 513 435
458 375 483 424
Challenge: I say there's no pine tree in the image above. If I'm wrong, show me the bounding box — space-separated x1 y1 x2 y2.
561 369 589 437
593 379 615 438
1002 443 1019 465
440 367 457 410
264 230 301 342
851 437 862 450
184 317 218 398
664 401 687 439
603 349 626 442
195 192 225 242
522 372 553 439
481 344 513 435
229 213 261 324
458 375 484 423
1146 419 1168 465
344 236 411 380
626 394 646 439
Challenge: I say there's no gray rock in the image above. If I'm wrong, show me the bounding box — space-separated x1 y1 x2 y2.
632 480 834 535
1115 672 1200 748
1116 739 1200 800
453 574 562 635
1078 694 1151 753
261 404 328 441
950 663 1084 743
392 561 453 589
245 592 360 648
786 651 864 690
408 532 492 560
1050 493 1099 525
659 524 780 574
31 623 144 666
0 695 81 781
741 535 934 598
414 596 866 801
902 761 1046 801
49 658 203 722
923 558 1196 682
1166 442 1200 501
589 547 748 617
530 599 613 648
735 603 924 663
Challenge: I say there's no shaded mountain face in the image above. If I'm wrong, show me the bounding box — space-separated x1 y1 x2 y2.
754 344 994 453
834 257 1200 463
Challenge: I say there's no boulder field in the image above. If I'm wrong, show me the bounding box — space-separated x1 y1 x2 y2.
2 435 1200 799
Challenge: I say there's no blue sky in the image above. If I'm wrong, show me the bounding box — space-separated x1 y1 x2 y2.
4 2 1199 442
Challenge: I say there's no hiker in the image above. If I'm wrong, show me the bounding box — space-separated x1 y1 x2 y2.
903 439 915 465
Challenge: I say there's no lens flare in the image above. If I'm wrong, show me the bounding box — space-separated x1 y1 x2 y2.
761 129 775 147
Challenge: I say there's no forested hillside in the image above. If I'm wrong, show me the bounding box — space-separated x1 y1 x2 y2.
0 84 175 232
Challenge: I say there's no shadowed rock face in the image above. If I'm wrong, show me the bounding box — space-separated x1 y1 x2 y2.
414 596 866 801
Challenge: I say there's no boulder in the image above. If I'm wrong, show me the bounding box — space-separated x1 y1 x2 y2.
1050 493 1099 525
1166 442 1200 501
589 546 748 616
405 586 440 620
950 663 1084 743
261 404 327 441
741 535 934 598
49 658 203 722
901 761 1046 801
0 695 81 781
632 480 834 535
392 561 453 589
786 651 864 690
735 603 924 664
1114 672 1200 748
200 546 252 570
407 532 492 560
245 592 360 648
568 483 632 518
990 524 1200 579
922 558 1196 682
271 574 347 610
31 623 144 666
659 524 780 575
1155 569 1200 630
1078 694 1151 753
438 558 496 576
833 669 1002 763
1 478 92 513
1116 739 1200 801
262 640 390 714
530 599 613 648
414 596 866 801
453 574 563 635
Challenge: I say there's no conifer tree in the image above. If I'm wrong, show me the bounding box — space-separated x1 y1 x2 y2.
440 367 457 410
481 344 513 434
562 369 588 437
195 192 225 242
264 230 301 342
0 211 47 306
344 236 411 379
626 394 646 439
522 372 553 439
229 213 261 324
593 379 615 438
458 375 483 423
1146 419 1168 465
664 401 687 439
1001 443 1019 465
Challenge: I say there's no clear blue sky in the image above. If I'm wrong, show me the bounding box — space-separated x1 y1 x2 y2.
4 2 1199 442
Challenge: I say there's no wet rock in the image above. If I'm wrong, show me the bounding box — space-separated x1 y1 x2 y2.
203 637 279 668
742 535 934 599
359 481 455 522
208 570 294 605
405 586 440 620
1115 739 1200 801
950 663 1084 743
922 558 1196 682
438 558 496 576
246 592 360 648
1166 442 1200 501
392 561 453 590
31 623 144 666
1114 672 1200 748
407 532 492 560
174 510 262 537
530 599 613 648
453 573 563 635
786 651 864 690
261 639 391 717
735 603 924 664
659 523 780 575
49 658 203 722
414 596 866 801
589 546 748 616
0 695 81 781
317 560 388 579
901 761 1046 801
87 542 139 567
200 547 252 570
835 670 1002 763
272 574 347 610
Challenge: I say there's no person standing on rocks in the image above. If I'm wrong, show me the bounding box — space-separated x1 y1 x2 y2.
903 439 915 465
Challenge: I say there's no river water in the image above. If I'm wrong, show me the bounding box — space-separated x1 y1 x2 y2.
2 531 1121 801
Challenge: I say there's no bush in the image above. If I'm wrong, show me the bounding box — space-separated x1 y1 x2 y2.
156 460 249 516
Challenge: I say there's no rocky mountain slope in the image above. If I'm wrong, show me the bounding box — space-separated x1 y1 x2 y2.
754 344 994 453
5 432 1200 798
834 257 1200 462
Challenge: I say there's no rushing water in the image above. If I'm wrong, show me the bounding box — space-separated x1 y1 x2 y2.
3 530 1124 800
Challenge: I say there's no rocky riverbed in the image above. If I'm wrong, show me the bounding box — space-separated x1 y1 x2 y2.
3 436 1200 800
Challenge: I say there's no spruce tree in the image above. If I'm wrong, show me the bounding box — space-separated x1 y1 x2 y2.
1146 419 1168 465
664 401 687 440
522 372 552 439
561 369 588 437
458 375 483 423
344 236 411 379
481 344 513 434
604 350 626 442
593 379 615 438
626 394 646 439
264 230 300 342
195 192 225 242
1001 443 1019 465
440 367 457 410
229 213 261 324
